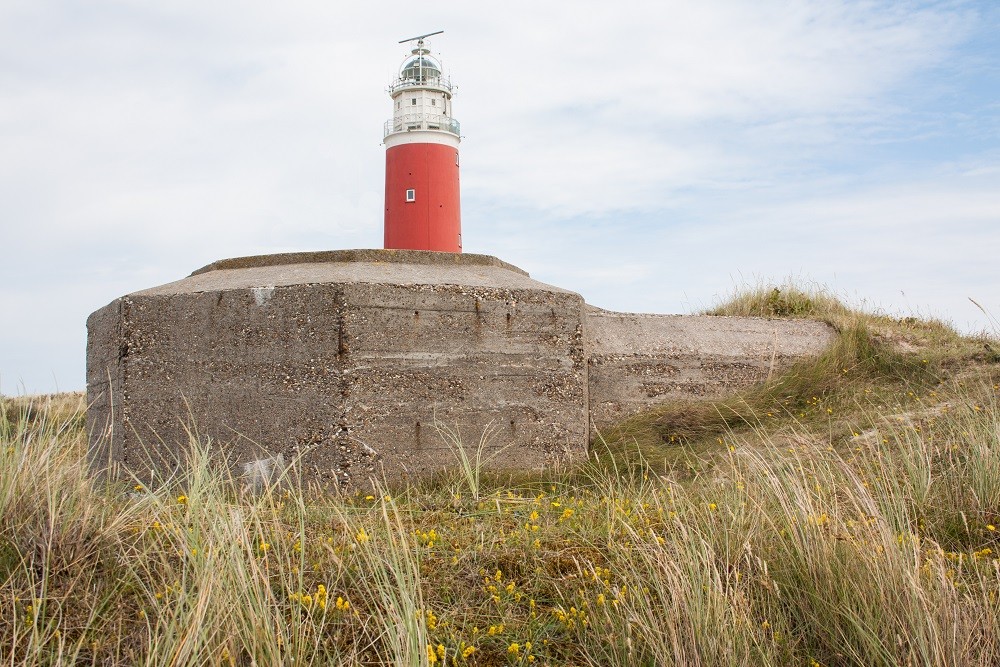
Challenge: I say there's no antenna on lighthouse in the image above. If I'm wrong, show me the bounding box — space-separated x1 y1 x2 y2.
397 30 445 91
398 30 444 46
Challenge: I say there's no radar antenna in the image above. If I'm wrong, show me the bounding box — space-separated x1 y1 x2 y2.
396 30 445 84
398 30 443 45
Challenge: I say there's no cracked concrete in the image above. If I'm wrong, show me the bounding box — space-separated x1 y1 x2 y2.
87 249 834 488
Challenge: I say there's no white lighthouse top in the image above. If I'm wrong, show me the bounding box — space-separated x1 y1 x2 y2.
390 33 452 94
384 31 460 144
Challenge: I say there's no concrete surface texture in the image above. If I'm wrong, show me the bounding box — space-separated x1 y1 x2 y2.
87 250 834 488
586 307 836 430
87 250 588 488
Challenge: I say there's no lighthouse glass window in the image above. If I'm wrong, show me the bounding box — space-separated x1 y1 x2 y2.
405 189 415 202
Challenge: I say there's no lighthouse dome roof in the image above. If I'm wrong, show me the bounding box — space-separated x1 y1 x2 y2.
400 55 442 82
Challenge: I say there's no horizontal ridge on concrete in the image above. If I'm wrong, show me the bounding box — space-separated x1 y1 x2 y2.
585 306 835 356
137 253 573 298
190 249 529 277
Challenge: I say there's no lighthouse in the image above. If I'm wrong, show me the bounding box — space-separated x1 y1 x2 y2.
383 31 462 253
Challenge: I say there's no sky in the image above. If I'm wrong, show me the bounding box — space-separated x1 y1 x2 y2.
1 0 999 395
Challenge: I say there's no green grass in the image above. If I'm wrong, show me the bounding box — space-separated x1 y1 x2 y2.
598 283 996 472
2 289 999 666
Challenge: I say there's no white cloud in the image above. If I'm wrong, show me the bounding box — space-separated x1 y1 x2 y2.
522 170 1000 333
1 0 997 393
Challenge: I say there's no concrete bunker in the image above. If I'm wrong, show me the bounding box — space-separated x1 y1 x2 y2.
87 250 835 488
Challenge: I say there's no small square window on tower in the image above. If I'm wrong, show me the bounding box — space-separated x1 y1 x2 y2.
405 189 416 202
411 98 417 106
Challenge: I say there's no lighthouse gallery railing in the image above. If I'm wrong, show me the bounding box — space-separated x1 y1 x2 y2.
384 113 461 138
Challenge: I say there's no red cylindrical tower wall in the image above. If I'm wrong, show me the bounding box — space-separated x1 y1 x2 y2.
384 142 462 252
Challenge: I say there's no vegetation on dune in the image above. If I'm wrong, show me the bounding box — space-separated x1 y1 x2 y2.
600 283 997 467
2 286 1000 666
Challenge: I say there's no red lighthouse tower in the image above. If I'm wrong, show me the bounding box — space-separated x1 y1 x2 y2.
383 31 462 253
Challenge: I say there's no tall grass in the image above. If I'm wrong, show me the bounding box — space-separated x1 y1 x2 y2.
703 282 851 320
601 284 992 468
2 299 999 665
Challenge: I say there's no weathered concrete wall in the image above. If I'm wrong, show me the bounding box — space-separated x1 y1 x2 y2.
87 249 836 488
87 250 588 488
586 307 836 431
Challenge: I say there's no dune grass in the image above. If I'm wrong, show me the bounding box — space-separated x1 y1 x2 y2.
2 291 999 666
598 283 996 471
